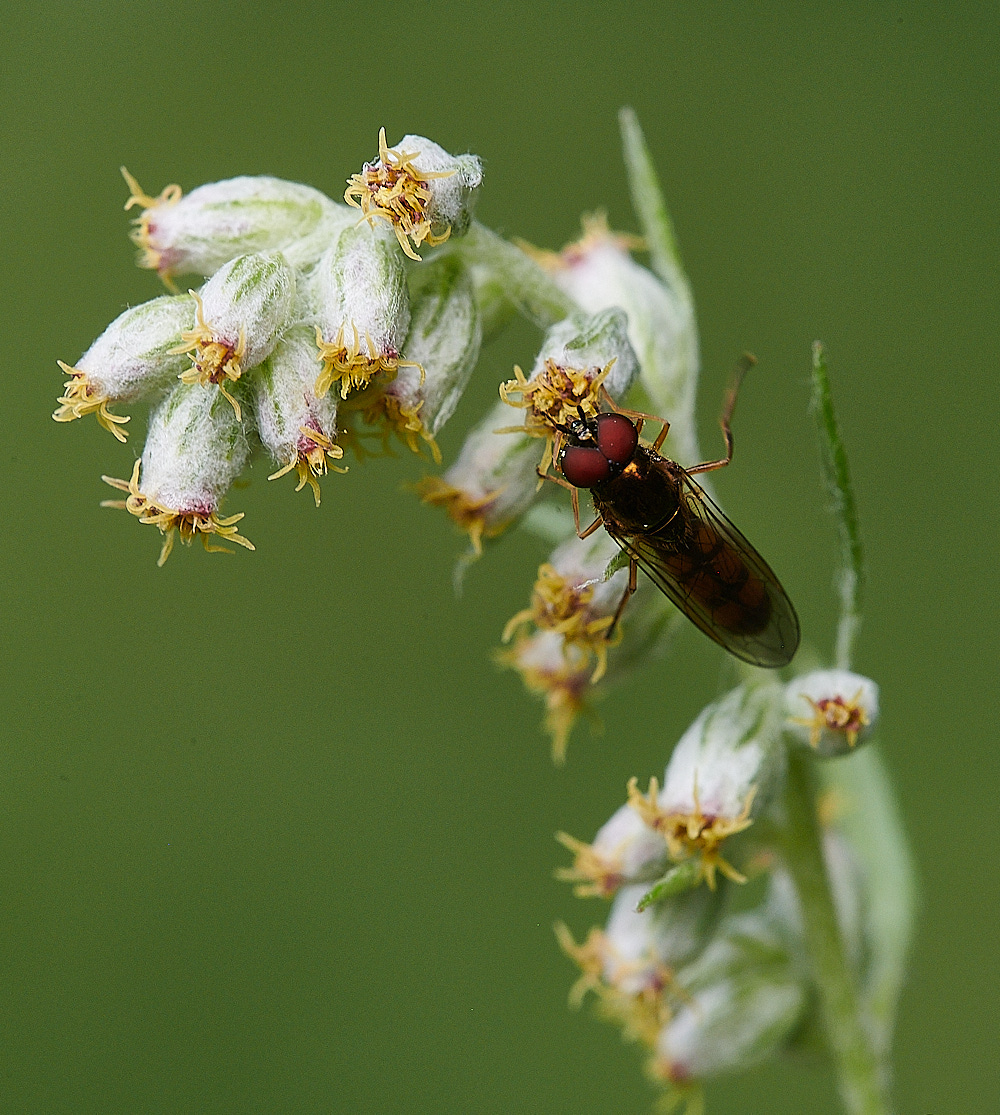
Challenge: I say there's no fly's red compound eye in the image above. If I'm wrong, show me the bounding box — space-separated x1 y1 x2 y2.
561 443 611 487
594 412 639 466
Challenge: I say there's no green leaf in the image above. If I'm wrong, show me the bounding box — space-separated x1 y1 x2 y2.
636 860 702 910
603 547 630 580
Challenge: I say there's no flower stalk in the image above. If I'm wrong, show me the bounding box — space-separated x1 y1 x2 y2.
780 747 891 1115
55 115 912 1115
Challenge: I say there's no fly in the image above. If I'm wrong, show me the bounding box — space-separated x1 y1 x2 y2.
548 358 800 668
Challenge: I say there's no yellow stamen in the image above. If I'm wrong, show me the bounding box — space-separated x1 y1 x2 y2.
554 923 677 1048
415 476 507 556
339 386 441 464
500 357 615 477
649 1080 705 1115
555 831 629 898
626 776 757 891
496 640 596 763
344 127 456 260
169 291 246 418
516 211 647 272
52 361 131 442
101 459 254 566
501 562 619 683
267 427 347 507
791 689 869 750
120 167 183 286
554 922 607 1008
313 323 424 402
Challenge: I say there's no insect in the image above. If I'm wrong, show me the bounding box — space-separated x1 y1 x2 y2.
547 359 800 668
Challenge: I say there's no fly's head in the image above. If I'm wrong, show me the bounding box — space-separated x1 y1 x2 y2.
557 411 639 489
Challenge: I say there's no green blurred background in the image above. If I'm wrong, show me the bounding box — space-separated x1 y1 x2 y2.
2 2 996 1111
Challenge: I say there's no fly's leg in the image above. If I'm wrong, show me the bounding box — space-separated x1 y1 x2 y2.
606 556 639 638
687 353 757 476
536 468 601 537
579 510 604 539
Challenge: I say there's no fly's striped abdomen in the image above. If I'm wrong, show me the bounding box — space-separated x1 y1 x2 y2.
654 517 772 636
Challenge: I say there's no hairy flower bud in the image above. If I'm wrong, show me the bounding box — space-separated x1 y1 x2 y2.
345 129 483 260
173 252 296 417
101 382 252 565
417 398 543 555
499 308 640 483
605 883 725 984
556 800 670 898
122 169 341 282
629 684 786 888
307 223 412 400
500 528 678 761
557 883 724 1050
366 255 482 462
534 215 700 464
254 326 346 505
653 907 806 1084
785 669 879 756
53 293 196 441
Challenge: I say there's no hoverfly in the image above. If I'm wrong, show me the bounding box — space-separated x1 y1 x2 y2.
547 359 799 668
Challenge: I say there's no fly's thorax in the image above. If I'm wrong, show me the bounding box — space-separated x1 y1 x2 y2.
592 447 685 533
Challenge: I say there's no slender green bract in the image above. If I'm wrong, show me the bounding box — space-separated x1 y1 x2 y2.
811 342 864 669
618 106 687 284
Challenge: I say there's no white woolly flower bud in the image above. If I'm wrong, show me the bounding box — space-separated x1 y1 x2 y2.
498 308 640 482
101 382 252 565
603 884 724 992
122 169 342 282
307 223 412 401
417 398 543 556
426 311 637 551
379 256 482 463
53 293 196 441
654 908 806 1084
500 528 677 762
254 326 346 506
539 216 700 464
784 669 879 757
556 800 670 898
628 684 786 889
542 307 640 401
173 252 296 418
556 882 724 1050
345 129 483 260
394 134 483 238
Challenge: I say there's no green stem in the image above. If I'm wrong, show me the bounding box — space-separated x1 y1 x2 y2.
456 222 575 329
782 747 892 1115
